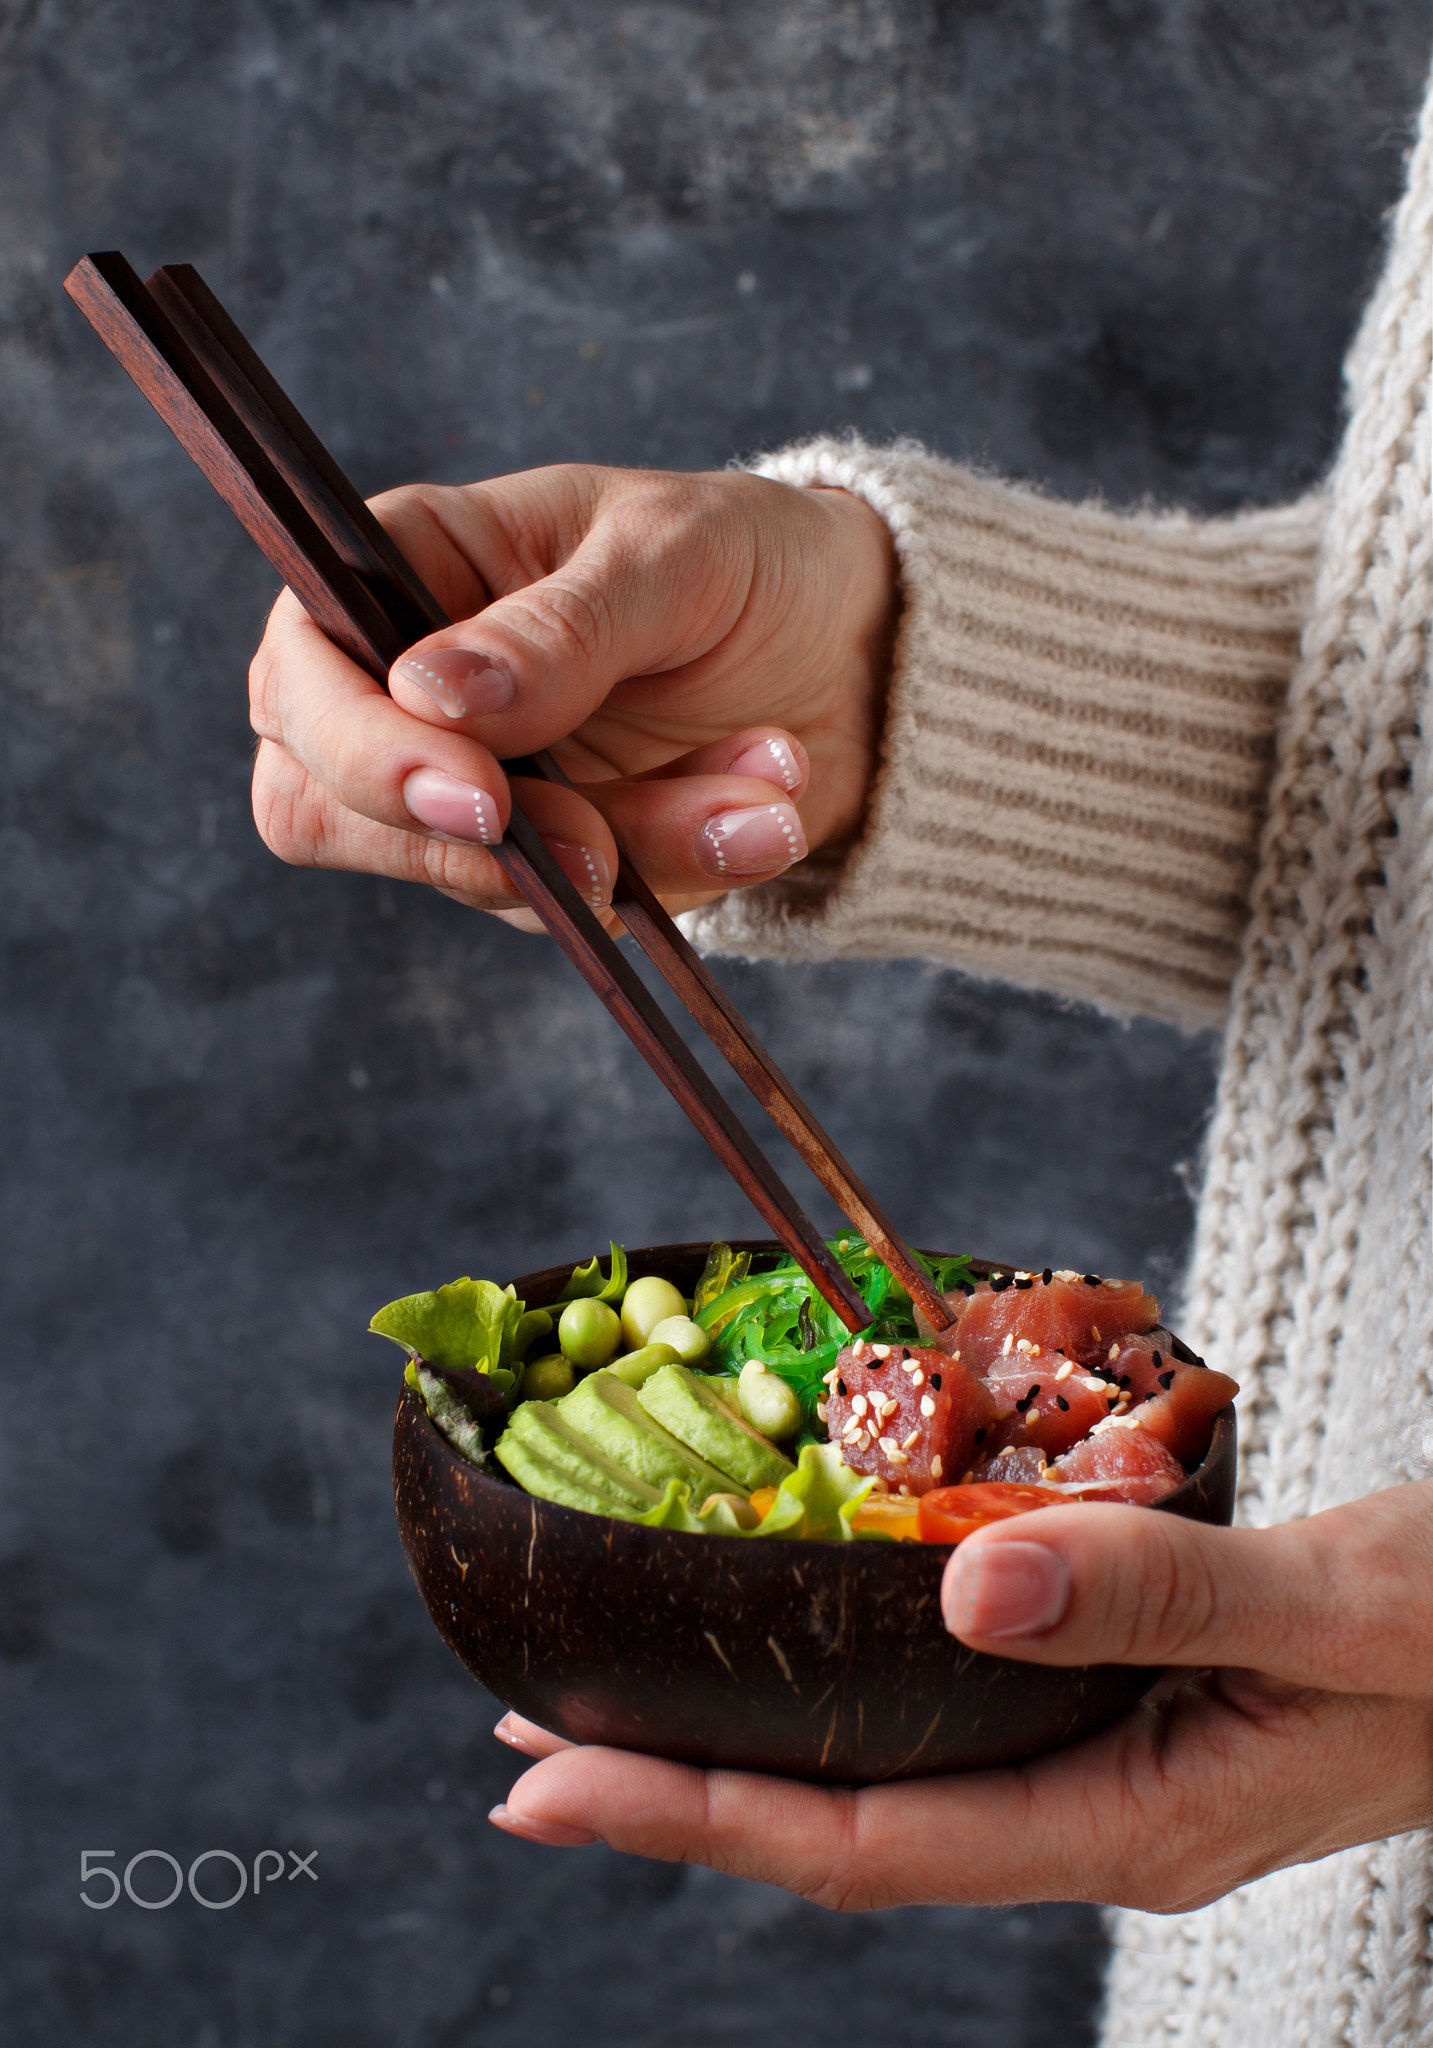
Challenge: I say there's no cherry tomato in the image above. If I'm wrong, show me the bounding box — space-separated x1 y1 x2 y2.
917 1482 1068 1544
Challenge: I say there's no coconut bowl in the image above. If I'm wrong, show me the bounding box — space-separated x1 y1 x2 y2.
393 1242 1235 1784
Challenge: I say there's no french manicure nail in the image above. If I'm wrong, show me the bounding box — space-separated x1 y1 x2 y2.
403 767 501 843
393 648 516 719
727 736 803 793
942 1542 1070 1640
696 802 808 879
545 838 614 909
493 1714 542 1756
488 1804 599 1848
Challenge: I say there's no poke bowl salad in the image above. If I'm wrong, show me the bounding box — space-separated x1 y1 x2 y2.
373 1235 1238 1547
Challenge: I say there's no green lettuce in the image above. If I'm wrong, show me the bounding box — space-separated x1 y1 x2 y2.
633 1444 873 1542
370 1276 550 1398
405 1361 489 1466
550 1242 628 1306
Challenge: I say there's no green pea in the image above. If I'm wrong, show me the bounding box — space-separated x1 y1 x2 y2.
558 1296 622 1368
520 1353 576 1401
646 1314 712 1365
737 1360 802 1440
620 1275 687 1350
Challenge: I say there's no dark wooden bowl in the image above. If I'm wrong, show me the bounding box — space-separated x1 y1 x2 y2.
393 1242 1235 1783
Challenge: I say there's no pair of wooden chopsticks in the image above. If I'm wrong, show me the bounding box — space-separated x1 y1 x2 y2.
63 251 953 1336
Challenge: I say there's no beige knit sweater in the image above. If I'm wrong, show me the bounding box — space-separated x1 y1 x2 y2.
686 65 1433 2048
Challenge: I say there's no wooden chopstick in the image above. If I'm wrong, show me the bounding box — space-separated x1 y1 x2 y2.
141 263 957 1333
64 250 952 1333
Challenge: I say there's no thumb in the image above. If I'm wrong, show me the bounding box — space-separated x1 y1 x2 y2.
388 516 743 758
940 1484 1433 1697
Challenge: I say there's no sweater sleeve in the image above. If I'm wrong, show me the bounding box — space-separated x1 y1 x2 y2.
679 437 1325 1032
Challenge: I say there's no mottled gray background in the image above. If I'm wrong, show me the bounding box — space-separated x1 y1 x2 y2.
2 3 1428 2044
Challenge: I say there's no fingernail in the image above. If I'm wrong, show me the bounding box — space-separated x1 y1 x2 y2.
493 1714 542 1757
393 648 516 720
943 1542 1070 1640
403 767 501 843
727 736 802 793
696 802 807 879
488 1803 599 1848
545 838 614 909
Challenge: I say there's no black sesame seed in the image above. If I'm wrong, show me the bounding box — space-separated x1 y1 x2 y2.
1151 1350 1163 1369
1014 1276 1033 1289
930 1373 942 1391
1158 1370 1175 1390
973 1426 985 1444
990 1274 1012 1292
1056 1395 1070 1411
836 1379 848 1398
1118 1374 1131 1388
1041 1267 1052 1285
1083 1274 1100 1287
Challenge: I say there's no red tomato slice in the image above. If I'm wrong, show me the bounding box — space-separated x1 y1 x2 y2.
917 1482 1068 1544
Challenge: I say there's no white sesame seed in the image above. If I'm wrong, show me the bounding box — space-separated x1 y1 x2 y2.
1081 1377 1106 1392
887 1447 909 1466
872 1343 891 1360
997 1444 1017 1458
816 1402 828 1423
899 1483 913 1497
901 1430 920 1452
1091 1325 1101 1342
1055 1360 1075 1382
1001 1333 1014 1356
852 1394 868 1417
900 1360 919 1375
919 1395 936 1417
879 1397 900 1422
910 1369 925 1387
878 1436 898 1457
931 1456 943 1479
842 1417 863 1439
1108 1342 1121 1361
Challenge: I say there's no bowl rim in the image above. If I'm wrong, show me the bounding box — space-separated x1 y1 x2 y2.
396 1240 1234 1554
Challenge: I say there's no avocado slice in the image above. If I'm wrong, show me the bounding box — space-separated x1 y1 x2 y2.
506 1399 663 1512
556 1371 740 1504
637 1363 796 1491
493 1428 633 1517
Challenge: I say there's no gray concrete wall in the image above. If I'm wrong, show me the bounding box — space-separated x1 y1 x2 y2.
2 4 1428 2043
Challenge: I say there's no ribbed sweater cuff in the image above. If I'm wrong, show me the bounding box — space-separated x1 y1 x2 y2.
681 437 1323 1030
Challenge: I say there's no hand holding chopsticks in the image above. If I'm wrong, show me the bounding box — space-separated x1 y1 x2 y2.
64 251 952 1334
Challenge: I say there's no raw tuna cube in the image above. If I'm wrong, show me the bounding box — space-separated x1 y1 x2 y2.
983 1349 1117 1458
937 1272 1160 1373
826 1340 996 1496
967 1445 1052 1484
1052 1423 1186 1503
1131 1363 1238 1462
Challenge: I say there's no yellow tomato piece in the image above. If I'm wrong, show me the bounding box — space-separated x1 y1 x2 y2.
849 1494 923 1542
748 1486 779 1521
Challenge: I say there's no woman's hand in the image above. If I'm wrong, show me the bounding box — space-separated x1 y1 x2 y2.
488 1482 1433 1913
249 466 897 930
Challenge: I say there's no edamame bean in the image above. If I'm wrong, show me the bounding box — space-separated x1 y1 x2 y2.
620 1275 687 1350
558 1296 622 1368
737 1360 802 1440
646 1314 712 1365
604 1342 680 1388
520 1353 576 1401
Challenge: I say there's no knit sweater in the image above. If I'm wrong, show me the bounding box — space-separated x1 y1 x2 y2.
684 63 1433 2048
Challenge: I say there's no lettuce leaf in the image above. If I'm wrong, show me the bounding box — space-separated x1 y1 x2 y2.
370 1276 540 1393
632 1444 872 1541
405 1361 489 1467
551 1242 628 1306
